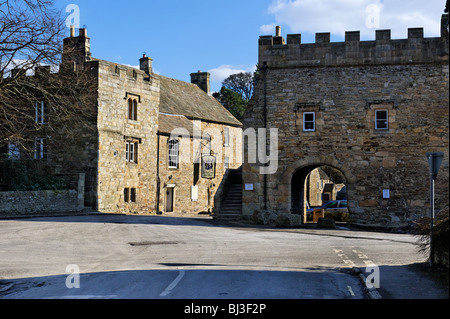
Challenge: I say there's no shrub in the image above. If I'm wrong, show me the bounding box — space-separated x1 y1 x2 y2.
413 207 449 268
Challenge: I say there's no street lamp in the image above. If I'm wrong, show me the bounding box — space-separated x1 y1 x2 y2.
426 152 444 267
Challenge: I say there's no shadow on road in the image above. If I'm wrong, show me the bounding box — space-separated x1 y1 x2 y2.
0 267 367 300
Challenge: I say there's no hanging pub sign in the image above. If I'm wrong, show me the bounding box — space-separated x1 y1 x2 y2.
201 155 216 179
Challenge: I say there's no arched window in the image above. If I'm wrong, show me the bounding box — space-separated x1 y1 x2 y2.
128 98 138 121
168 139 179 169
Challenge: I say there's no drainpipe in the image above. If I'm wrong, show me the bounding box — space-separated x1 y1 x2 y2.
262 62 268 211
156 134 161 214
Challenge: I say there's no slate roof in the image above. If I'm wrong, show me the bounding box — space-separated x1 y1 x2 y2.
159 75 242 127
158 112 201 137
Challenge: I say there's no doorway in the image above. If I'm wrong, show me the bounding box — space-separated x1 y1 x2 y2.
166 187 174 213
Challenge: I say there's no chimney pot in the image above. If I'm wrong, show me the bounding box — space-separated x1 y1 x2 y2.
70 25 75 37
79 28 87 37
276 26 281 37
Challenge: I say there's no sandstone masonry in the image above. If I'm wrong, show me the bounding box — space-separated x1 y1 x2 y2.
243 18 449 227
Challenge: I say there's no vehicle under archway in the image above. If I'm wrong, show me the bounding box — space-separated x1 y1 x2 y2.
291 165 347 224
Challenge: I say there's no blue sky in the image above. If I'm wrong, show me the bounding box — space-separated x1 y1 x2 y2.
54 0 446 92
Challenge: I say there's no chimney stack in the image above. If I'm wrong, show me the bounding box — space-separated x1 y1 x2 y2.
62 27 92 65
139 53 153 75
190 71 211 95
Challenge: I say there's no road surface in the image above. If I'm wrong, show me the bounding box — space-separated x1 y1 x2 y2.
0 214 432 300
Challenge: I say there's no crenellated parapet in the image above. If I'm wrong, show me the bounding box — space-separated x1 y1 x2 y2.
259 25 449 68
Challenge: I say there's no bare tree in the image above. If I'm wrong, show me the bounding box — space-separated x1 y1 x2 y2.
0 0 96 155
0 0 63 81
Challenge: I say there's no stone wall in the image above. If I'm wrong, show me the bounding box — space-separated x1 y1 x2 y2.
158 120 242 214
95 60 160 214
243 26 449 227
0 173 85 215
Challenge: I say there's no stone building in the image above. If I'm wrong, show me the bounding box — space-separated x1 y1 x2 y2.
243 16 449 227
306 168 332 207
2 27 242 216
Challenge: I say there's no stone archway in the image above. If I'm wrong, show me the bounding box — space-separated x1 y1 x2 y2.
286 158 356 223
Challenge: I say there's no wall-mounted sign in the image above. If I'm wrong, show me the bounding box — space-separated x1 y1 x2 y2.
383 189 390 199
201 155 216 179
245 184 254 191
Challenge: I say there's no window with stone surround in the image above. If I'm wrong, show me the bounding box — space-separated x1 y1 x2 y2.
168 139 179 169
303 112 316 132
367 101 396 133
128 97 138 121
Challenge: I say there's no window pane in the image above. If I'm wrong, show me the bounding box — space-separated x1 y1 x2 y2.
304 113 314 122
133 100 138 121
130 188 136 202
128 99 133 120
304 122 315 130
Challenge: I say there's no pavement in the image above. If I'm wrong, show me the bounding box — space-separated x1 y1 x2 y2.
0 212 448 300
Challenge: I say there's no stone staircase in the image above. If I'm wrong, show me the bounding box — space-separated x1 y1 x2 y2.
215 169 242 220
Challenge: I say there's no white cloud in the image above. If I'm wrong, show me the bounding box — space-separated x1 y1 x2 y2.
260 23 278 34
208 64 257 84
263 0 444 40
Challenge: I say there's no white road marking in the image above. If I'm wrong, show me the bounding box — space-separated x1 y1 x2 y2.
160 270 186 297
333 248 356 267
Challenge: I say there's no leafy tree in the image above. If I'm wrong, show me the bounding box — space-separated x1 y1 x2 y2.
214 68 258 121
213 87 247 121
222 72 255 101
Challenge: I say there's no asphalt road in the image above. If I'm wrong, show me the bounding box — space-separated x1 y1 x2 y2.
0 214 437 300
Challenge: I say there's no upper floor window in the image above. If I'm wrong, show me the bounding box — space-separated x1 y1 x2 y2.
375 110 389 130
125 140 138 163
35 101 46 125
128 98 138 121
168 139 179 169
303 112 315 132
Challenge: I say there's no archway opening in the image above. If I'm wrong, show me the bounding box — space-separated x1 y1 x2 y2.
291 165 348 224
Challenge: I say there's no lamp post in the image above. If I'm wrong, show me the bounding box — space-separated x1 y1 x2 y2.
426 152 444 267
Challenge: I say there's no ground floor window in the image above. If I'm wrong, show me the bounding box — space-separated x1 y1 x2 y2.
34 138 47 160
124 188 137 203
